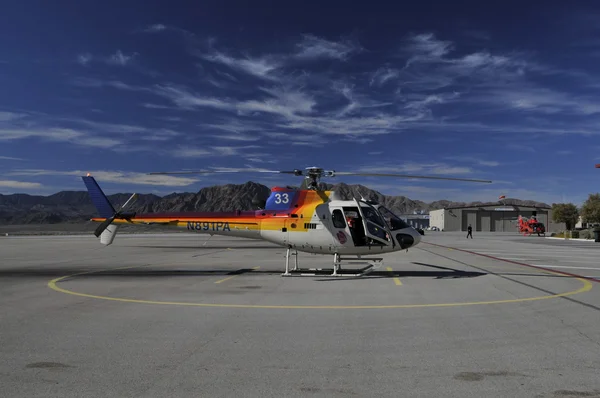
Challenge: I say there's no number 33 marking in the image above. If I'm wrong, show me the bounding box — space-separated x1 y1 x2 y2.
274 193 289 204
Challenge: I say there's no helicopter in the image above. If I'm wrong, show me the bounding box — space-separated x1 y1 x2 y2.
517 215 546 237
82 166 492 276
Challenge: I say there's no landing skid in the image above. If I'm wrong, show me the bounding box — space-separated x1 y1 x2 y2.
281 248 384 277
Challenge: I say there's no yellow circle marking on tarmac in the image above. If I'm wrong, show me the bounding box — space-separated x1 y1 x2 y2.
47 265 594 309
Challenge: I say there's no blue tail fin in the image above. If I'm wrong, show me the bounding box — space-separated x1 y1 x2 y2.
82 176 115 218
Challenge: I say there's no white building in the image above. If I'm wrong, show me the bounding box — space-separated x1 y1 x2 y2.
428 203 564 232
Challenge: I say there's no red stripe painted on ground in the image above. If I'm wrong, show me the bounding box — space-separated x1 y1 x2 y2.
423 242 600 283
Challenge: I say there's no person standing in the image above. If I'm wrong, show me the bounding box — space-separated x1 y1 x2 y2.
467 224 473 239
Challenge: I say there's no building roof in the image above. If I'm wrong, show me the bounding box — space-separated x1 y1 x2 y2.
436 202 551 210
398 214 430 219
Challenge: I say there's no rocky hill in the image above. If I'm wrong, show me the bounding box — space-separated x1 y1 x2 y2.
0 181 550 225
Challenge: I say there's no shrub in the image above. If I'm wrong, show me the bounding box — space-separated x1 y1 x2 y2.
580 229 592 239
571 230 580 239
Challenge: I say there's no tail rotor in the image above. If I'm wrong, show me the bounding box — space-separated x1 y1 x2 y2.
93 193 138 237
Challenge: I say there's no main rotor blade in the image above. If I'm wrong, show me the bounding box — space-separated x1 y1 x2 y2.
148 169 299 176
332 172 492 183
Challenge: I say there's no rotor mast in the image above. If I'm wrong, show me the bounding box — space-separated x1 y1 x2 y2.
298 167 336 190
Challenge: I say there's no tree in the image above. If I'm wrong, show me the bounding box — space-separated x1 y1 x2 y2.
580 193 600 225
552 203 579 230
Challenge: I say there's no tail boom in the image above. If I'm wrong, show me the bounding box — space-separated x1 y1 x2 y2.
91 212 262 239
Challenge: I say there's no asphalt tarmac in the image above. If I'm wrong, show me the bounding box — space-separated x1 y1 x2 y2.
1 231 599 397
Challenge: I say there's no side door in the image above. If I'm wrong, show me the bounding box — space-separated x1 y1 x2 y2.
330 207 353 247
353 199 393 246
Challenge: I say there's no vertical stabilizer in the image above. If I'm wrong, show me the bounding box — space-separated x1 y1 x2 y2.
82 176 115 218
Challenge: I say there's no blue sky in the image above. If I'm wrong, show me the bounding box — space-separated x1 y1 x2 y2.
1 0 599 204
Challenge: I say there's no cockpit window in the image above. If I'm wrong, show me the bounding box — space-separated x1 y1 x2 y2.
360 206 386 227
332 209 346 228
377 206 411 231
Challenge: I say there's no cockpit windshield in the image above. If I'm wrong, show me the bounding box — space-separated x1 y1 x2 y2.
360 205 386 227
377 206 411 231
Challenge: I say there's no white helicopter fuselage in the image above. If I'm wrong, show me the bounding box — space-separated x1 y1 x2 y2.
256 199 422 255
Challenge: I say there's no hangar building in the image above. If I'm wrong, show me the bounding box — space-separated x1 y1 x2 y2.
429 203 564 233
399 214 429 230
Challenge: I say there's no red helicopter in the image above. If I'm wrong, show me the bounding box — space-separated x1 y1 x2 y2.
517 215 546 236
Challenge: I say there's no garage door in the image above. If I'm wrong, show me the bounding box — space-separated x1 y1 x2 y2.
478 211 492 232
490 211 519 232
503 211 518 232
462 211 477 231
492 212 503 231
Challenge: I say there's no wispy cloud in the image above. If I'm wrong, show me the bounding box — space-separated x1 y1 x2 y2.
77 53 92 65
0 111 25 122
331 81 393 116
358 163 476 176
278 112 426 136
195 33 361 83
444 156 500 167
56 118 182 141
396 32 600 123
7 170 199 187
150 83 318 120
71 78 138 90
399 32 530 91
0 115 181 152
202 120 264 141
483 85 600 115
68 27 600 170
144 24 167 33
107 50 137 66
0 127 122 148
240 86 316 117
200 52 281 80
403 92 460 112
174 145 261 158
0 180 41 189
557 150 574 155
370 67 400 86
75 51 137 67
207 132 261 142
294 34 362 60
152 84 234 111
243 155 278 164
403 33 454 66
0 155 25 161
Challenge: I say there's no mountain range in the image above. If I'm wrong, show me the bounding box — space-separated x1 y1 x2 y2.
0 181 550 225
